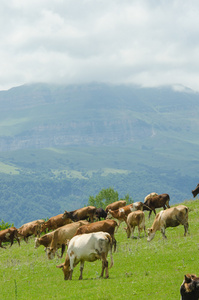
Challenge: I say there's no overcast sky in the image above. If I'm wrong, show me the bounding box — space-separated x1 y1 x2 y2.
1 0 199 91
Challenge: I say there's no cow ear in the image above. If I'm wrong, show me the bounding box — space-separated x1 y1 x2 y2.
184 274 192 283
56 263 64 269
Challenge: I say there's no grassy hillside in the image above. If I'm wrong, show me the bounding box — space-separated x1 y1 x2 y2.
0 199 199 299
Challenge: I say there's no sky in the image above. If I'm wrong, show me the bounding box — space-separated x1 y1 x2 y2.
1 0 199 92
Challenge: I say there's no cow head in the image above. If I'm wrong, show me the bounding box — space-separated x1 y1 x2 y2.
147 228 155 242
46 247 56 260
106 210 113 220
56 255 71 280
180 274 199 300
192 184 199 198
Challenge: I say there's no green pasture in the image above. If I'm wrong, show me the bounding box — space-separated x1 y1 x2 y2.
1 199 199 299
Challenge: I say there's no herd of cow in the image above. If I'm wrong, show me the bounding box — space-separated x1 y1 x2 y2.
1 183 199 299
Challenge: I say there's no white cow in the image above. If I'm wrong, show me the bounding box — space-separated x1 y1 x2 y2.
147 205 189 241
56 231 113 280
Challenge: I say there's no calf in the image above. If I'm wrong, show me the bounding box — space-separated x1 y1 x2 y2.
125 210 146 239
143 193 170 218
192 184 199 198
147 205 189 241
75 219 118 251
56 232 113 280
0 227 20 248
180 274 199 300
106 202 142 230
105 200 126 213
46 220 89 260
62 206 97 223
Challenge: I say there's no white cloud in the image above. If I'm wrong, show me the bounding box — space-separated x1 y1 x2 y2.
1 0 199 91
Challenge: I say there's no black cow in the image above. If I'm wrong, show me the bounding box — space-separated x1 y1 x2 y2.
180 274 199 300
192 184 199 198
95 208 107 221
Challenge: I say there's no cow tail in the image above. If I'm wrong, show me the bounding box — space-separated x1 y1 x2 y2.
106 234 114 268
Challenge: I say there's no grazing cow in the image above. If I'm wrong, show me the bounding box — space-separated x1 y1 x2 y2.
35 231 54 249
192 184 199 198
18 220 44 242
75 219 118 251
46 220 89 260
143 193 170 218
147 205 189 242
144 192 158 203
56 232 113 280
105 200 126 213
95 208 107 221
180 274 199 300
62 206 97 223
125 210 146 239
41 214 73 233
106 202 143 230
0 227 20 248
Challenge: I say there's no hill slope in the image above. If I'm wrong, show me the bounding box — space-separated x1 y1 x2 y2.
0 83 198 226
0 199 199 299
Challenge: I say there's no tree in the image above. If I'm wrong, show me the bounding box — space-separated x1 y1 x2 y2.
0 220 14 230
88 188 134 208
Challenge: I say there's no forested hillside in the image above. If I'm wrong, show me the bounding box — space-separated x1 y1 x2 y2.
0 83 198 227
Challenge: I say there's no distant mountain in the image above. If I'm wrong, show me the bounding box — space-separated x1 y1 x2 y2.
0 83 199 151
0 83 199 227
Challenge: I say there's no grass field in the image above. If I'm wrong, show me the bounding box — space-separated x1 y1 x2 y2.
1 199 199 299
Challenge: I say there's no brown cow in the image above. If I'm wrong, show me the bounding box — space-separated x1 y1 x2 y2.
147 205 189 241
35 231 54 249
125 210 146 239
105 200 126 213
18 220 44 242
46 220 89 260
0 227 20 248
192 184 199 198
62 206 97 223
144 192 158 203
75 219 118 251
41 214 73 233
180 274 199 300
106 202 143 230
143 193 170 218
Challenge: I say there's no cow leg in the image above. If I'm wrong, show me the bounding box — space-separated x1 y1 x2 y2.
69 269 73 280
138 226 141 239
131 226 135 239
113 237 117 252
61 244 66 258
79 261 84 280
115 220 122 232
161 227 167 239
148 210 152 219
184 222 189 236
100 254 109 278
